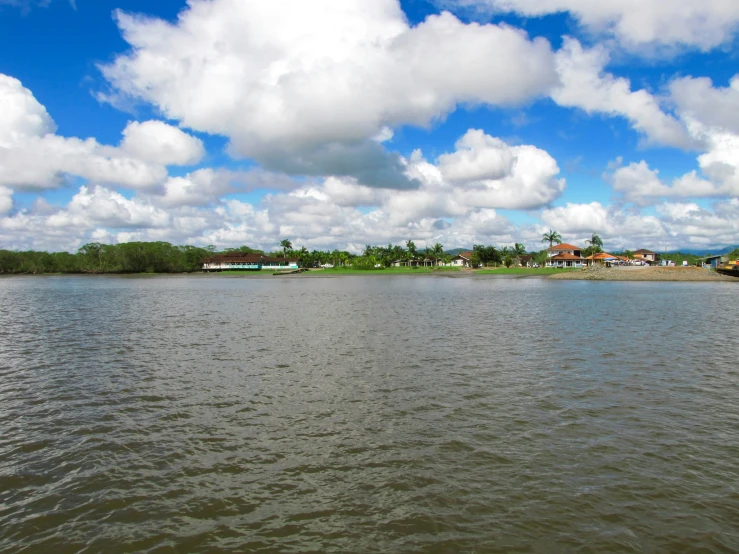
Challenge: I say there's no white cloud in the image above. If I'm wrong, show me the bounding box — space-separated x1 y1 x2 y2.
0 74 203 191
432 129 565 211
670 76 739 136
4 177 739 254
0 187 13 215
438 131 515 182
0 74 55 148
160 170 225 208
447 0 739 51
120 120 204 166
540 201 668 250
552 38 693 149
316 130 565 220
538 199 739 250
656 201 739 245
53 185 171 229
609 161 716 204
603 73 739 205
0 135 168 191
101 0 557 187
0 185 177 251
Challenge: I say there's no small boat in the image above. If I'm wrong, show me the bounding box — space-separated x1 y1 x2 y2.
716 260 739 277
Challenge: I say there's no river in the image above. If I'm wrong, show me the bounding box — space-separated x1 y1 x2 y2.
1 275 738 552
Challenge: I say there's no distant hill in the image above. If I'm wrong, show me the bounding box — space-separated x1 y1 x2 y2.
664 245 737 256
444 247 471 256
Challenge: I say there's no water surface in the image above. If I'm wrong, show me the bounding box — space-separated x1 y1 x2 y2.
1 275 738 552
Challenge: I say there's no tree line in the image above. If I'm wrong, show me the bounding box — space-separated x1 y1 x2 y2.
0 242 218 274
0 229 637 274
0 238 540 274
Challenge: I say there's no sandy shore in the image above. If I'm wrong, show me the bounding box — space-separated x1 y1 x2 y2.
548 265 737 282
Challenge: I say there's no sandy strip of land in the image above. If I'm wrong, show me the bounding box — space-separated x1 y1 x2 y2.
548 265 737 282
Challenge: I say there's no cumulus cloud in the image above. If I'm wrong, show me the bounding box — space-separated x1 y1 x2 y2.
0 74 55 148
656 201 739 246
0 74 203 191
670 76 739 136
53 185 171 229
608 112 739 205
609 161 716 204
445 0 739 51
540 201 668 250
0 185 176 251
100 0 557 188
539 199 739 250
552 38 694 149
314 130 565 222
120 120 204 166
4 176 738 254
0 187 13 215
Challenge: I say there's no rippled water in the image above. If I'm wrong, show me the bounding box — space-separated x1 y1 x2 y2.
1 274 739 553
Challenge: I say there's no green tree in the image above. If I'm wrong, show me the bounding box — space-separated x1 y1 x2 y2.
513 243 526 256
587 233 603 251
280 239 293 257
405 240 417 260
541 229 562 248
585 234 604 263
431 242 444 266
472 244 501 267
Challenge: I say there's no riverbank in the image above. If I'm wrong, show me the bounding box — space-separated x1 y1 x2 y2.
219 266 576 277
548 265 737 282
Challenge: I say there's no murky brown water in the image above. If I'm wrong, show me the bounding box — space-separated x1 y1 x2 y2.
1 275 739 553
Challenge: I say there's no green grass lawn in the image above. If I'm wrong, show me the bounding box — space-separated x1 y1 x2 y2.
311 266 462 275
217 266 579 276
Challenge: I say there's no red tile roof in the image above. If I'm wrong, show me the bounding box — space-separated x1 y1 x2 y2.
205 253 299 263
550 252 585 260
550 243 581 250
207 253 263 263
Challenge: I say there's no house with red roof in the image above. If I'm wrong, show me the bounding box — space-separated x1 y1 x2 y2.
202 252 300 271
546 243 586 268
585 252 621 266
449 251 474 267
633 249 659 264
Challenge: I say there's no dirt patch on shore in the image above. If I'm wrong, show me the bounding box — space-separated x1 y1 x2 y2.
548 265 738 282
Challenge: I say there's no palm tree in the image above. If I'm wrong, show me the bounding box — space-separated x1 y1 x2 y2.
280 239 292 257
541 229 562 248
298 246 309 265
585 234 603 265
432 242 444 266
513 243 526 256
405 240 417 260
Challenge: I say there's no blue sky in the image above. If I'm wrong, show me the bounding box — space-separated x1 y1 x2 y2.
1 0 739 253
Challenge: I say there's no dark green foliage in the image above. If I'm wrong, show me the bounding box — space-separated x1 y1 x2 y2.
472 244 501 266
0 238 534 274
0 241 213 274
350 256 379 270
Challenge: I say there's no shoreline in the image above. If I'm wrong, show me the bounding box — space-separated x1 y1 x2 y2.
548 266 737 282
1 266 737 281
